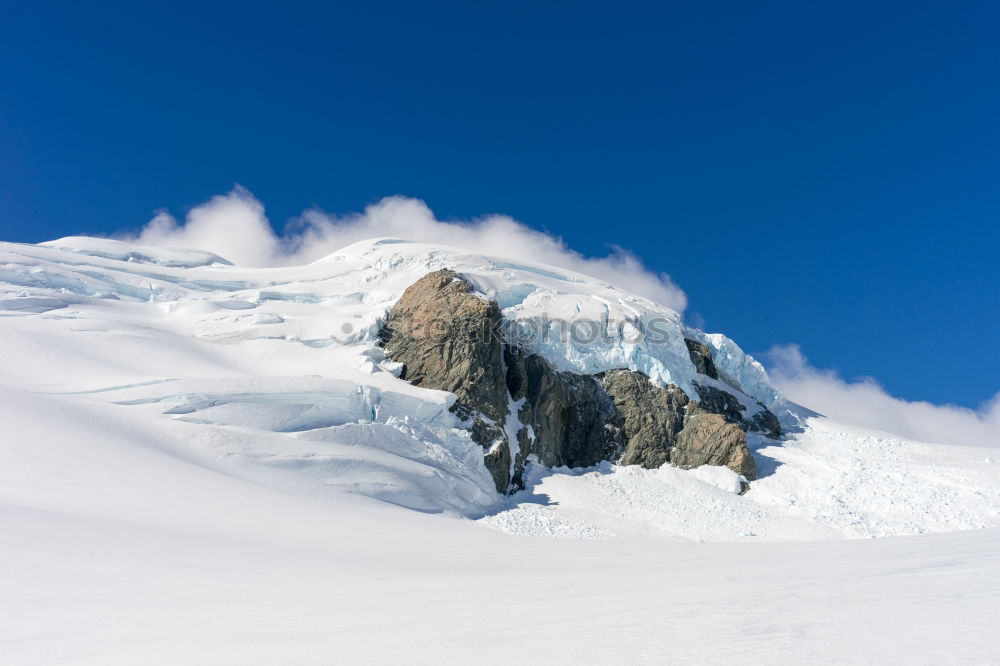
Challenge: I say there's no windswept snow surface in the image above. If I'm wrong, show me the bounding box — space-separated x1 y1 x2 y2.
3 236 1000 664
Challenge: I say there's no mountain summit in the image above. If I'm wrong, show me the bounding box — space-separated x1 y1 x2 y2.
1 236 997 537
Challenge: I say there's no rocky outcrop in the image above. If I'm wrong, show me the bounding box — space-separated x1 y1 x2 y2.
688 384 745 424
750 409 782 440
688 384 781 440
603 369 688 468
379 269 779 494
602 370 756 481
684 338 719 379
378 269 507 422
481 433 511 493
685 338 780 440
673 413 755 480
378 269 511 486
504 347 620 471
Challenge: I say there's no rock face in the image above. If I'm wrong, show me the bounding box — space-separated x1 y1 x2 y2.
603 369 688 468
684 338 719 379
378 269 512 489
378 269 507 423
673 413 756 479
379 269 779 494
688 383 781 441
504 347 620 471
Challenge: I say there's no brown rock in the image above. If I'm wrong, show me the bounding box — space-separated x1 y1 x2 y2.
379 269 507 422
378 269 512 490
673 413 756 480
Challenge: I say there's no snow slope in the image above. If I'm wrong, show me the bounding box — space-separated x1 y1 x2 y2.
2 236 1000 663
482 421 1000 541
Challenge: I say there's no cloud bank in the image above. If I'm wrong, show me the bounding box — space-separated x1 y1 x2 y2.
131 186 687 312
766 344 1000 448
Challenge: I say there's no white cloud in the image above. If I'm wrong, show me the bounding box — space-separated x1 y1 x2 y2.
128 186 687 312
137 186 278 268
765 344 1000 448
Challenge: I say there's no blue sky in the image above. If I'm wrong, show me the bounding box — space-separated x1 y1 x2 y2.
1 1 997 409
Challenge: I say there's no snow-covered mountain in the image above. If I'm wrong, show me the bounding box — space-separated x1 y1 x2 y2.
3 235 1000 664
3 234 999 531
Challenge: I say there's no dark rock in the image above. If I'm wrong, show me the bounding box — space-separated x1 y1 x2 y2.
684 338 719 379
482 438 512 492
688 383 746 424
690 383 782 439
683 338 781 443
505 346 621 468
751 408 782 439
603 369 688 468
